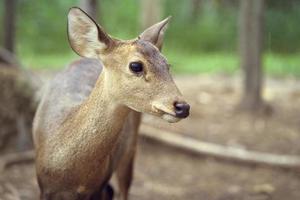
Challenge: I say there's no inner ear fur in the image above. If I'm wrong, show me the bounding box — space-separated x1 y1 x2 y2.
139 17 171 51
67 7 114 58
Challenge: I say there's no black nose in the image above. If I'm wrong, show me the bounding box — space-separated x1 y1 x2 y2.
174 102 190 118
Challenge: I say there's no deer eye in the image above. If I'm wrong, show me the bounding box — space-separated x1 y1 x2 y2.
129 62 143 74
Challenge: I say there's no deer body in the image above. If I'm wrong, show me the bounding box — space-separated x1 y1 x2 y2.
34 58 141 199
33 8 189 200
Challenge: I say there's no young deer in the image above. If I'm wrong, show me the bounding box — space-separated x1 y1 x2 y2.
33 7 190 200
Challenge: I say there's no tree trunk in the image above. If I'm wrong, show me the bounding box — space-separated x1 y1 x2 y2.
140 0 162 29
3 0 17 54
239 0 265 111
191 0 202 20
0 48 20 66
79 0 98 20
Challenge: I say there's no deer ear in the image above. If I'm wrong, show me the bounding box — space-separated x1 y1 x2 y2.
139 17 171 51
67 7 113 58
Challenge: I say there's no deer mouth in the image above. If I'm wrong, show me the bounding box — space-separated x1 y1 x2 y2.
161 113 181 123
152 104 181 123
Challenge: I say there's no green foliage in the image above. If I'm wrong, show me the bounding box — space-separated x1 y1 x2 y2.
0 0 299 76
1 0 298 55
265 5 300 53
165 51 238 74
17 0 76 53
264 53 300 77
100 0 139 39
0 4 3 44
165 0 238 52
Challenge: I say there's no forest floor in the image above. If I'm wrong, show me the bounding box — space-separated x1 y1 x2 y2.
1 73 300 200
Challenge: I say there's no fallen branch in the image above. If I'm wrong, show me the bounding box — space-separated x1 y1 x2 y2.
1 126 299 171
0 150 35 171
140 124 300 169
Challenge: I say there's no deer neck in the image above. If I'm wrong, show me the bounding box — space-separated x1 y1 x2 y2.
66 69 130 158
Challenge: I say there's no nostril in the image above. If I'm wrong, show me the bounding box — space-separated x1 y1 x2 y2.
174 102 182 111
174 102 190 118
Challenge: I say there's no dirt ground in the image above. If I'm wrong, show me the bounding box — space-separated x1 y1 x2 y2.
1 74 300 200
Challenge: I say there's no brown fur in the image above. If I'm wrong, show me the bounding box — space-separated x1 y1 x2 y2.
33 7 189 200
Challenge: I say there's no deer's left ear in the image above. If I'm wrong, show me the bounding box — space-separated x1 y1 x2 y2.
139 17 171 51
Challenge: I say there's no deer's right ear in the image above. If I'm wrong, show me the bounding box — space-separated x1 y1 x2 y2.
67 7 113 58
139 17 171 51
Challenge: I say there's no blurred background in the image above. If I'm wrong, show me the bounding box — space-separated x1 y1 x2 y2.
0 0 300 200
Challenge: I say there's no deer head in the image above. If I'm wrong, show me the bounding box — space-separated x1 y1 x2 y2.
67 7 190 123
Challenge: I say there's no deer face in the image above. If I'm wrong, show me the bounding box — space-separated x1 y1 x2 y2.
68 7 190 122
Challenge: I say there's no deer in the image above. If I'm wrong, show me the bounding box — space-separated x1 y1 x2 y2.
33 7 190 200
